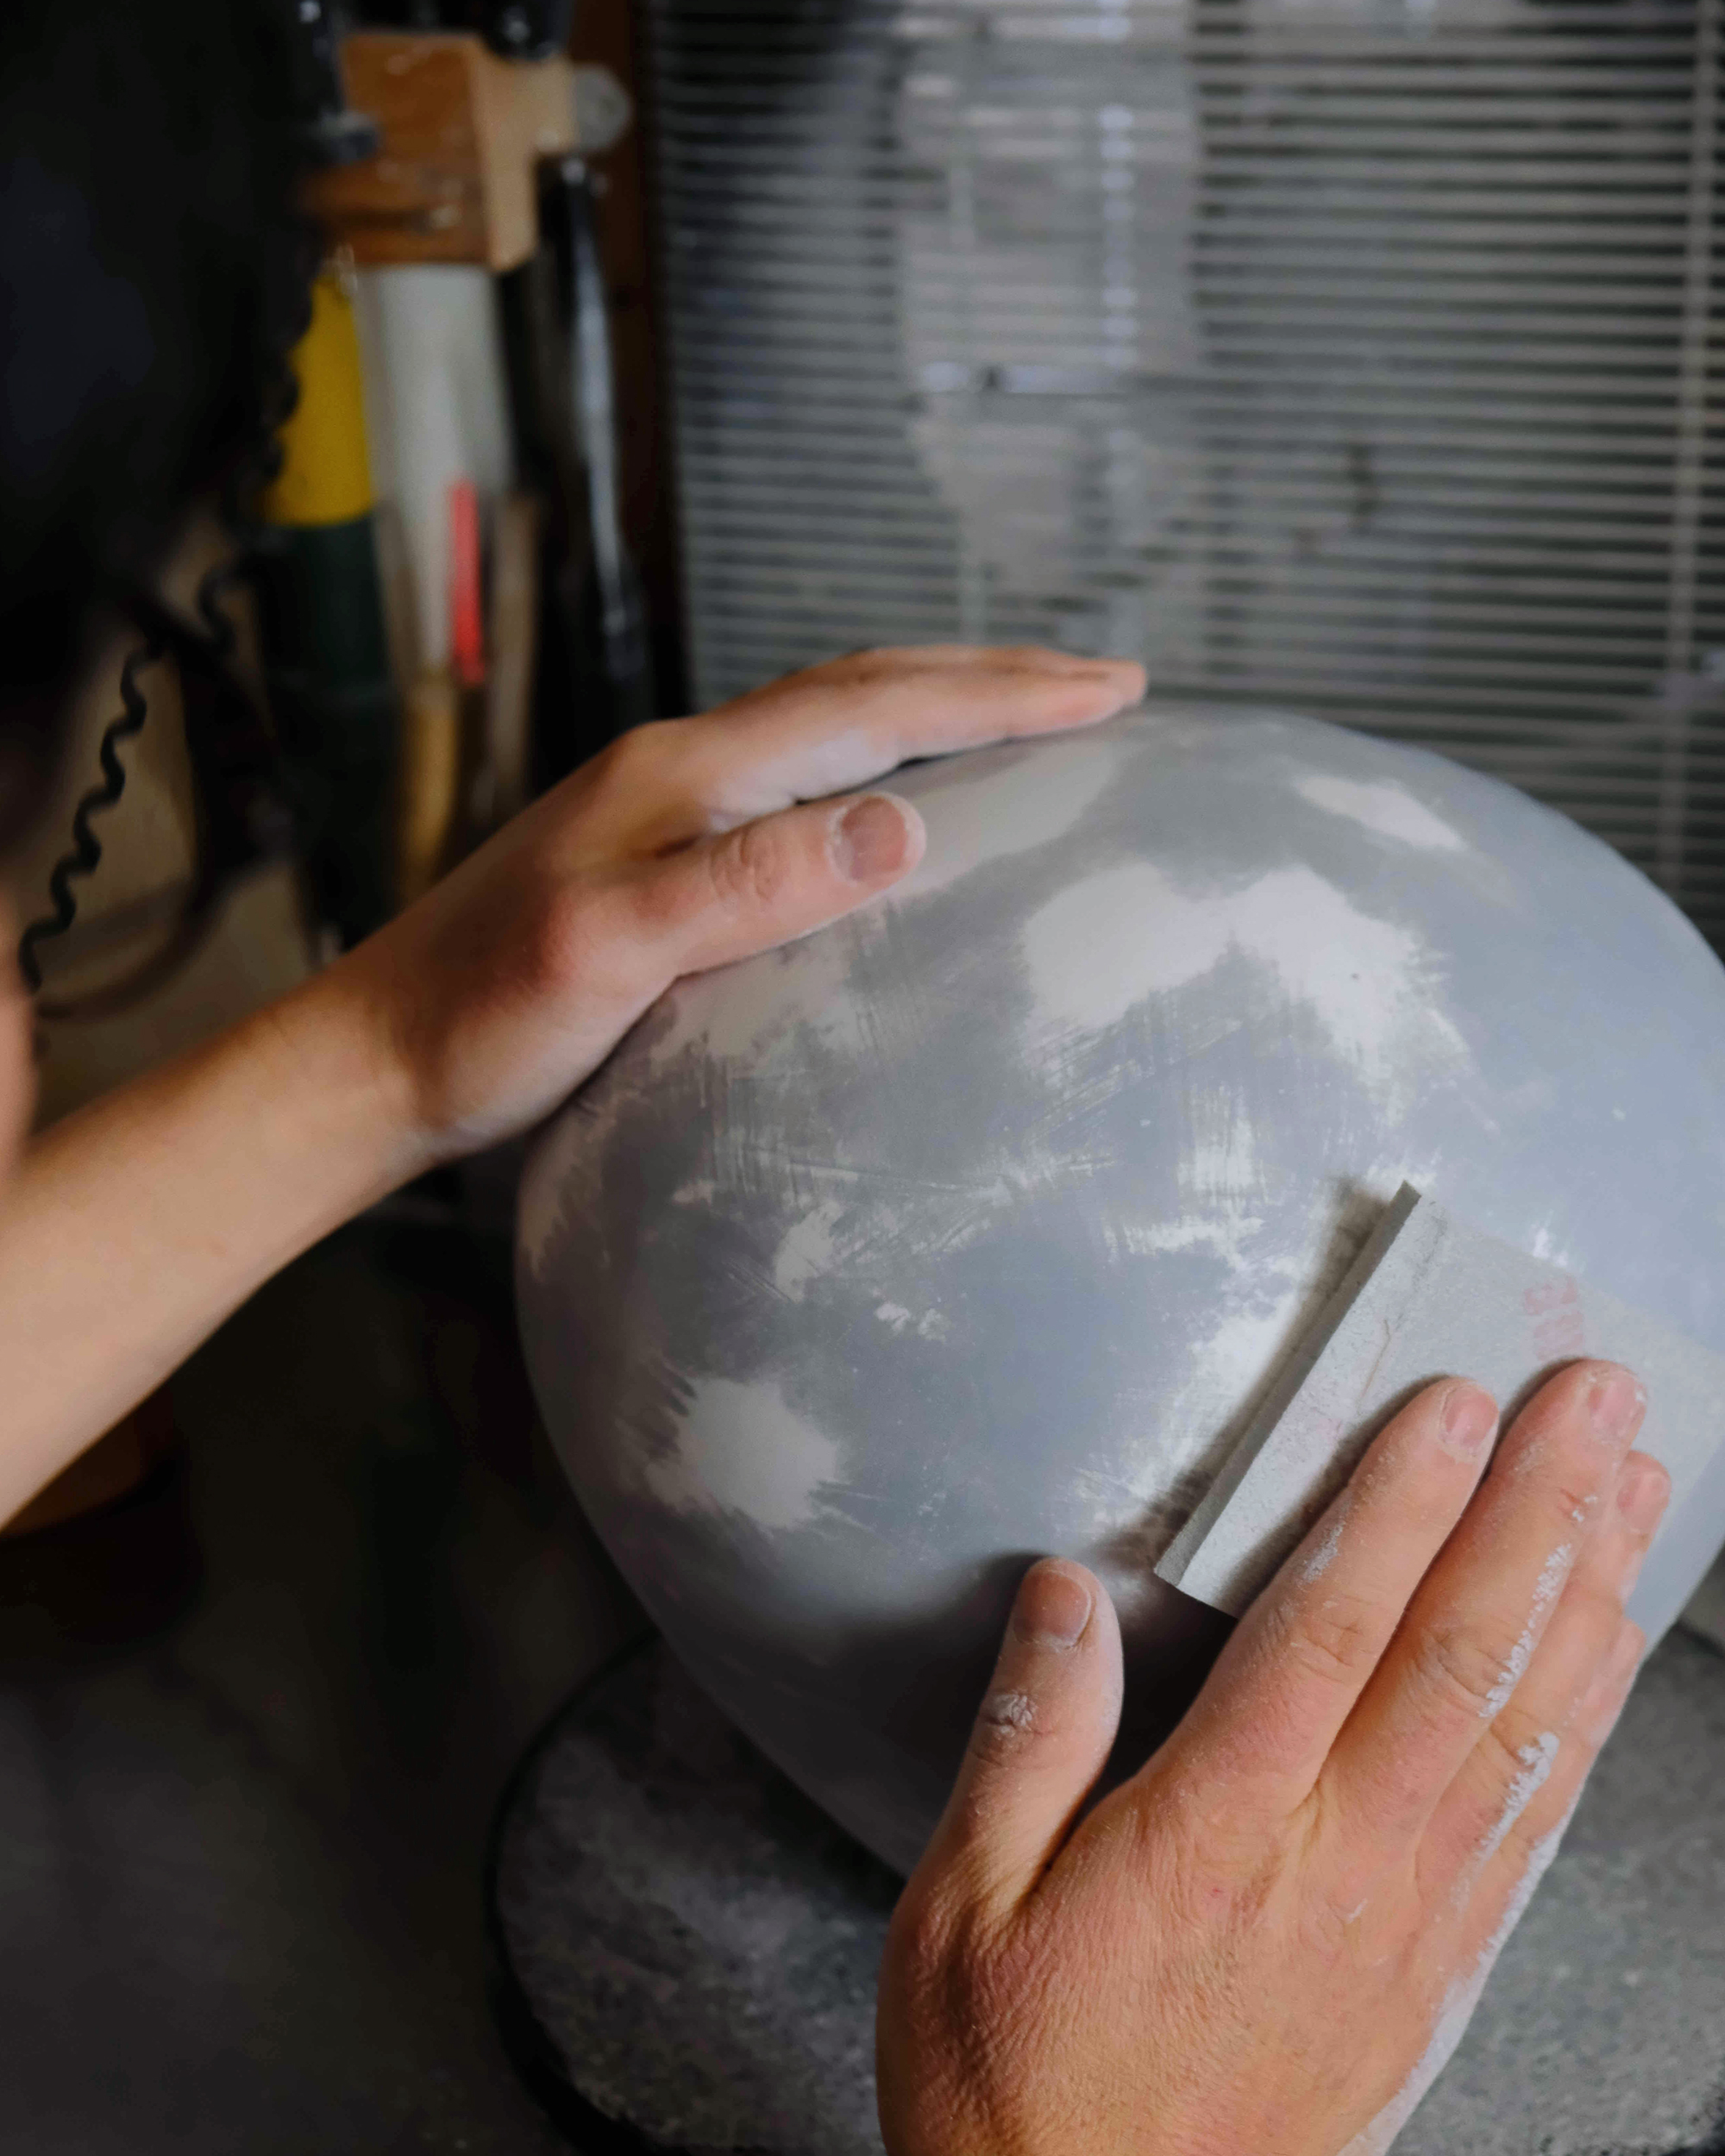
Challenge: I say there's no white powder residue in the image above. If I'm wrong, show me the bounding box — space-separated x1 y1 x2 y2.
643 1375 844 1532
1182 1090 1263 1209
1483 1544 1572 1718
1481 1639 1529 1723
1533 1543 1572 1617
1294 774 1467 853
1228 868 1469 1109
894 726 1124 899
1113 1093 1270 1278
1020 861 1231 1035
1528 1222 1576 1268
1299 1495 1352 1587
1019 862 1470 1117
982 1689 1037 1733
1474 1732 1560 1872
1120 1216 1258 1262
876 1300 950 1341
1340 1804 1576 2156
772 1200 847 1300
1164 1290 1302 1476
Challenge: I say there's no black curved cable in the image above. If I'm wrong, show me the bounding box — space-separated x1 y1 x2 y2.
17 216 314 1017
16 635 166 994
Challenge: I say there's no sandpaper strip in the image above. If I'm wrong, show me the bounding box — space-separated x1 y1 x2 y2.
1156 1186 1725 1647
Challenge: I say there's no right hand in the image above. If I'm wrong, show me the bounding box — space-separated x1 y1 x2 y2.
878 1361 1670 2156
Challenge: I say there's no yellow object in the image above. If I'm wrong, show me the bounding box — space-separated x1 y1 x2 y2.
260 267 376 528
397 667 463 906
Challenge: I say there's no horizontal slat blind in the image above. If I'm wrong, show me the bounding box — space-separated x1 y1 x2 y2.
649 0 1725 937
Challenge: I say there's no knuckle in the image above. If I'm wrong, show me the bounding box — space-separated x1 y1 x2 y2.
1475 1714 1542 1794
509 876 590 991
835 643 908 675
706 817 796 914
1545 1472 1605 1532
625 854 712 949
1561 1574 1627 1647
592 719 681 805
888 1881 1009 2023
1286 1589 1384 1689
886 1878 959 1984
1413 1617 1521 1720
787 648 895 695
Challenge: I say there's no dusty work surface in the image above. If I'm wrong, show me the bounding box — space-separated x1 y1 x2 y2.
0 1215 642 2156
499 1632 1725 2156
494 1640 898 2156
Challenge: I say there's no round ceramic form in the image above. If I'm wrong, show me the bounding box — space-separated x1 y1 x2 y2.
517 705 1725 1874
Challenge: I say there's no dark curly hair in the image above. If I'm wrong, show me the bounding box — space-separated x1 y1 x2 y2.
0 0 305 854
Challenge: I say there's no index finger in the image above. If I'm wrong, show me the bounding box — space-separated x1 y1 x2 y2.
1153 1375 1500 1817
614 646 1147 846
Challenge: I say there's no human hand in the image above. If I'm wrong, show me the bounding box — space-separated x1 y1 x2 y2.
339 644 1145 1163
878 1361 1669 2156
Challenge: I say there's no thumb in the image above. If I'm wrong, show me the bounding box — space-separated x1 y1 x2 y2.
913 1559 1124 1919
639 790 925 974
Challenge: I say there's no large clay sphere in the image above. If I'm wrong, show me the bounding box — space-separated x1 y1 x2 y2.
518 706 1725 1873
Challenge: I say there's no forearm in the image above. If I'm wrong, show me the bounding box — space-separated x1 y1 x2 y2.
0 963 420 1520
0 647 1145 1526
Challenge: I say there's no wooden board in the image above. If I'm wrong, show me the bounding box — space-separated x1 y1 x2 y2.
304 33 578 273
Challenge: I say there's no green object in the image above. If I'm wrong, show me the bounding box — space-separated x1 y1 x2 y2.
254 515 398 946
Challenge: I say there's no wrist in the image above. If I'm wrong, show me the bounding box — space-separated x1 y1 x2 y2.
257 951 440 1207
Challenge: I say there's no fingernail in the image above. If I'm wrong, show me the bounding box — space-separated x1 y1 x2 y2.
1440 1381 1497 1457
1616 1456 1671 1532
1589 1367 1645 1443
832 793 914 881
1012 1560 1093 1649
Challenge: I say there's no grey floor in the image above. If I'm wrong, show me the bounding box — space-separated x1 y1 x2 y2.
0 1216 643 2155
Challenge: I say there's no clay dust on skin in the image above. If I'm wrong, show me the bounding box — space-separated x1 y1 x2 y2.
1298 1492 1352 1588
982 1690 1037 1734
1471 1734 1560 1877
1483 1544 1572 1718
1339 1801 1579 2156
1440 1727 1565 1949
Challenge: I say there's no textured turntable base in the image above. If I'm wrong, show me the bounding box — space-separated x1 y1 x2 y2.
490 1632 1725 2156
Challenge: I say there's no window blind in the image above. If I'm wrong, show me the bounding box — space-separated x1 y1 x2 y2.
649 0 1725 937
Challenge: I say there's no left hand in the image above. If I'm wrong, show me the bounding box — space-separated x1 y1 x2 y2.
339 644 1145 1162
